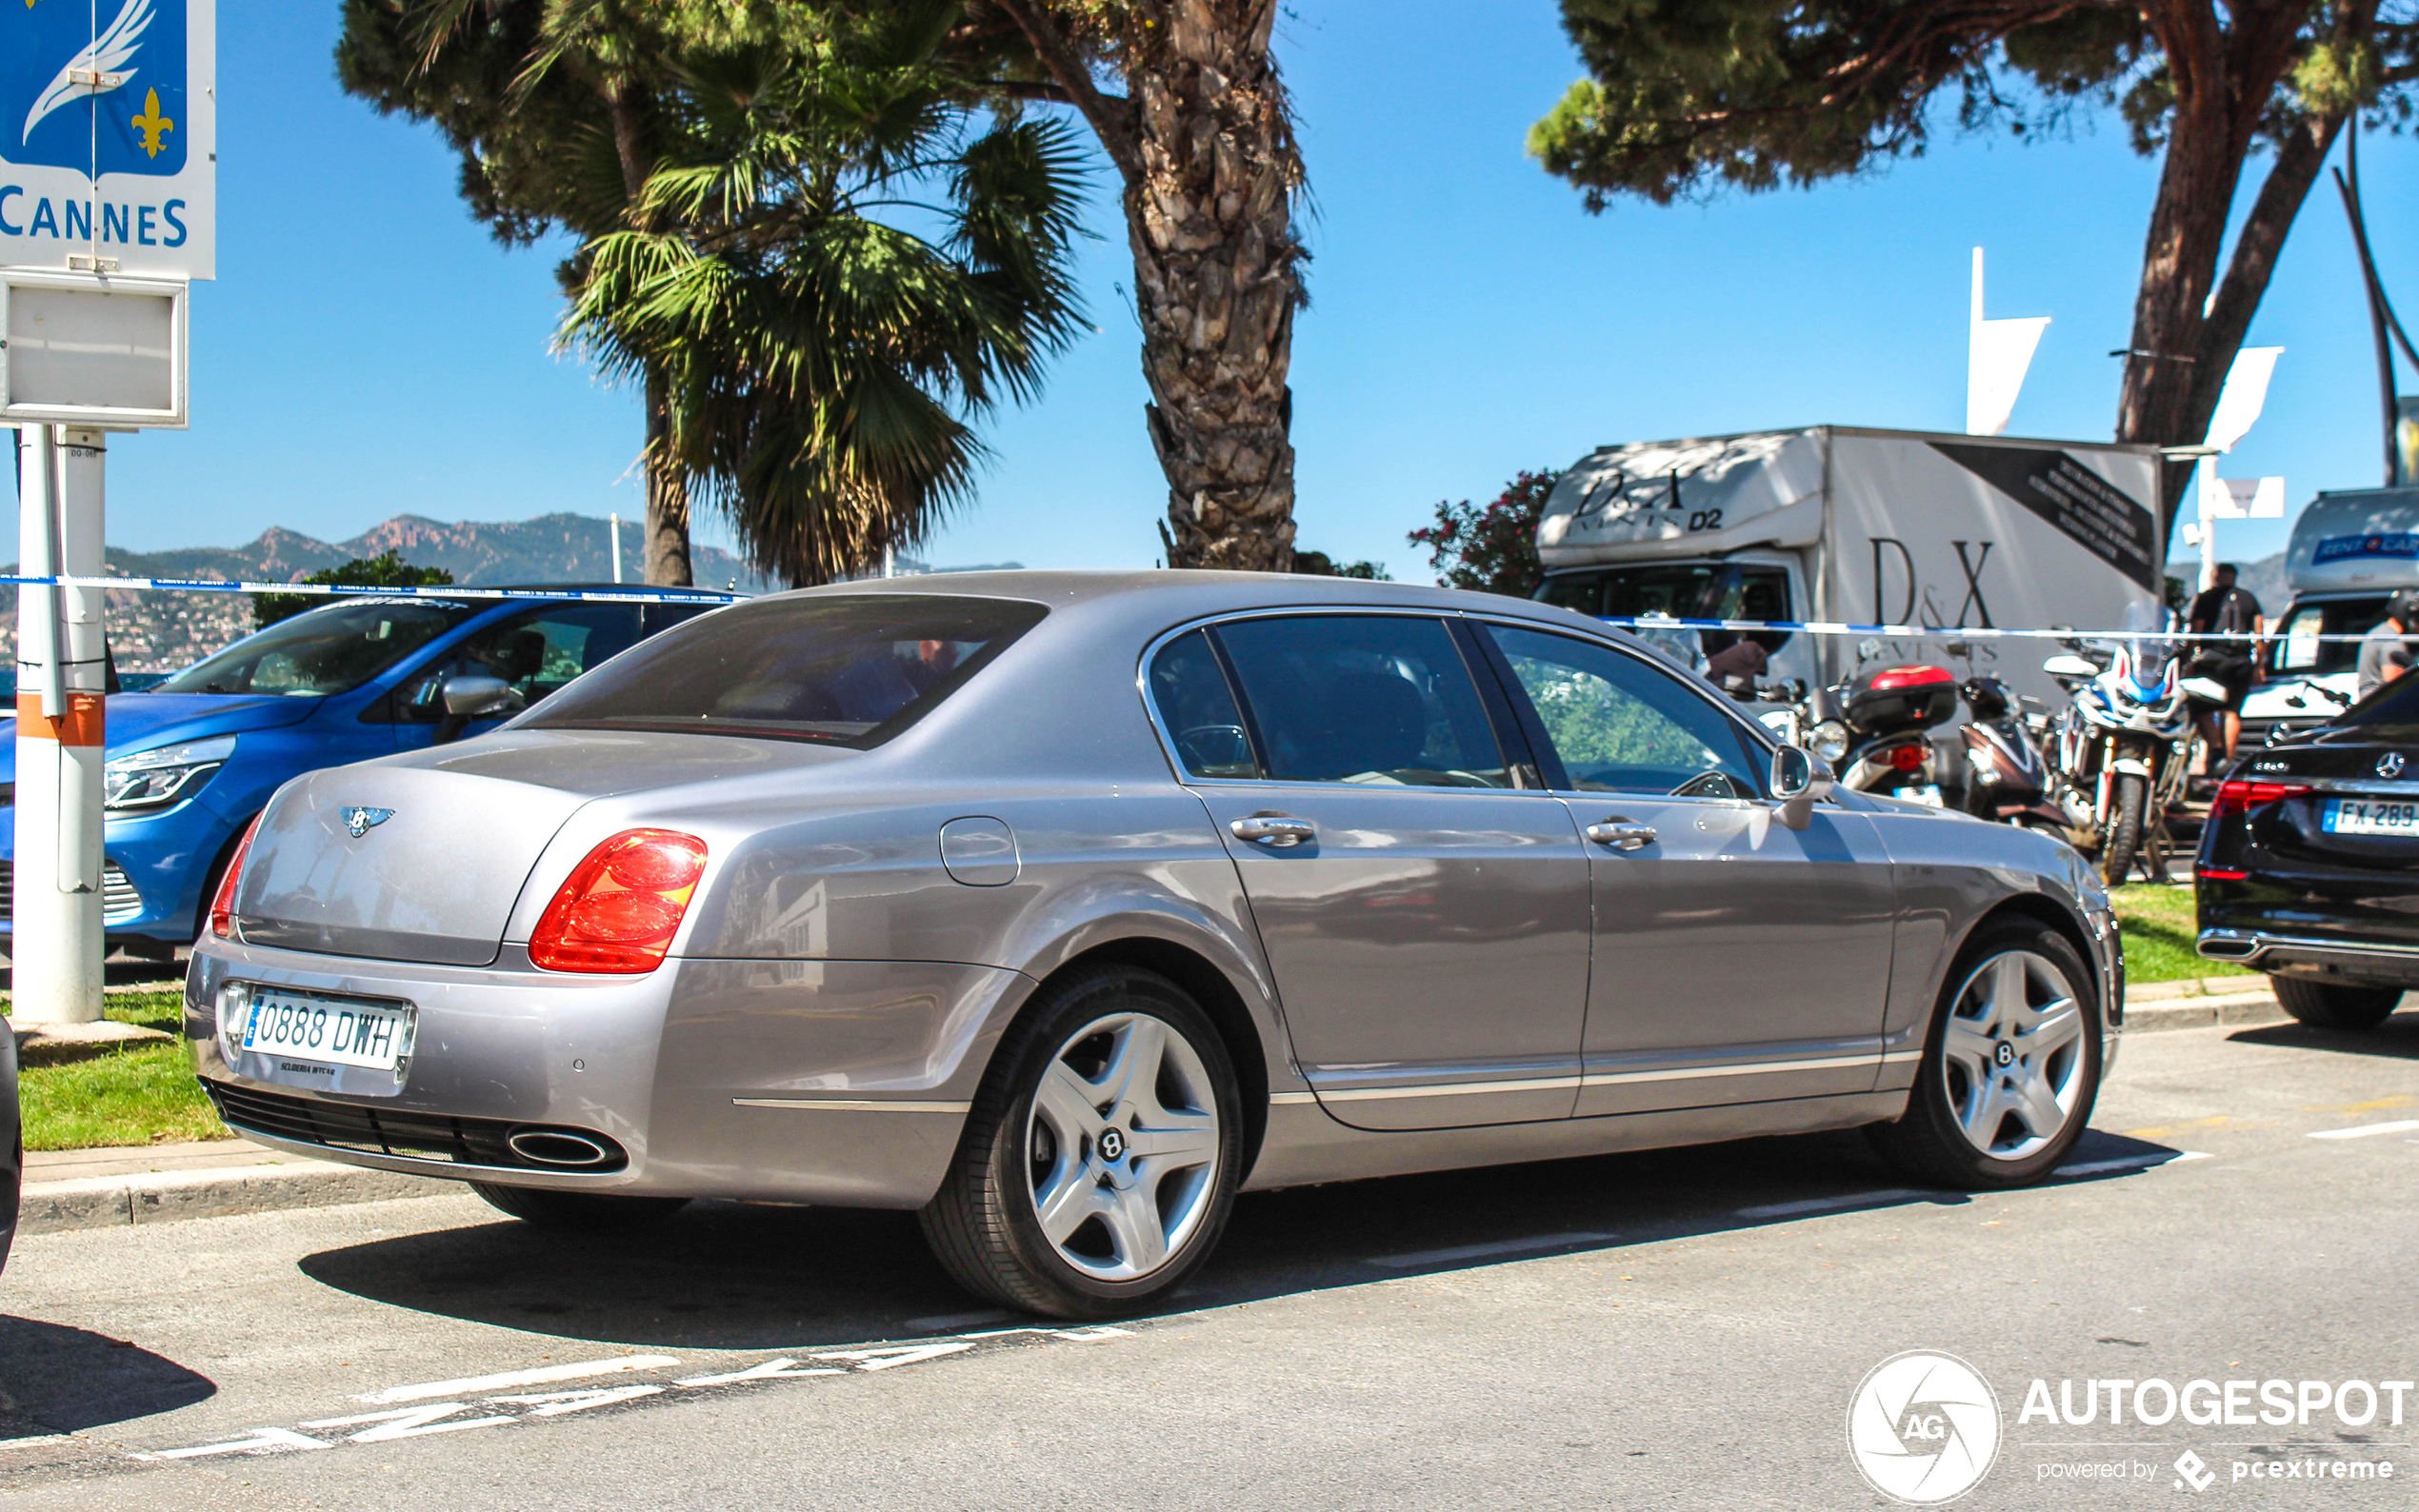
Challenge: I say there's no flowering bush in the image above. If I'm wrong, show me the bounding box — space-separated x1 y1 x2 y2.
1408 469 1560 596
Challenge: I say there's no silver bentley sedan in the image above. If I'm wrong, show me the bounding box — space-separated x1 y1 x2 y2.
188 573 2121 1318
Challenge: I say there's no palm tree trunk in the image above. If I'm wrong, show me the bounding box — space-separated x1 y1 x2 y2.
642 368 694 587
1002 0 1305 571
608 83 695 587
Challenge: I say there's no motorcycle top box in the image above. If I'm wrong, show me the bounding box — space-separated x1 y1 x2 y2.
1848 665 1960 739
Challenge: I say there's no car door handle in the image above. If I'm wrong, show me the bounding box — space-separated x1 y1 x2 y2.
1585 821 1658 851
1231 814 1317 846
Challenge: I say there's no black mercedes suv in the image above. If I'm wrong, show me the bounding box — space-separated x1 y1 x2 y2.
2197 675 2419 1028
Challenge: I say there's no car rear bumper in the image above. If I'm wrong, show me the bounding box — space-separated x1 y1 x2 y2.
186 935 1036 1209
2197 927 2419 987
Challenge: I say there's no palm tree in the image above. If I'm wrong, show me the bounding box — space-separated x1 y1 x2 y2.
559 31 1090 586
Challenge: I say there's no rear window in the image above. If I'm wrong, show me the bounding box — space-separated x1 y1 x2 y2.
518 593 1046 746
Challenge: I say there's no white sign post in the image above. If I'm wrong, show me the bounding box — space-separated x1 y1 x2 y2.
1966 248 2051 437
3 0 211 1025
2185 346 2288 592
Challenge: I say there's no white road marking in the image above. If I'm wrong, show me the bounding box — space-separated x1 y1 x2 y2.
359 1353 682 1404
1736 1189 1925 1220
812 1343 975 1371
1367 1231 1618 1268
908 1309 1011 1332
142 1427 330 1460
487 1386 667 1418
2309 1119 2419 1141
2054 1150 2213 1177
303 1404 517 1442
674 1358 847 1387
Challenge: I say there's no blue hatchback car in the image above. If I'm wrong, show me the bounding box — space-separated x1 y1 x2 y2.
0 589 730 956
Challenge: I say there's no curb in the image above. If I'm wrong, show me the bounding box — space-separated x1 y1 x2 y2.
2123 992 2289 1034
20 1159 456 1238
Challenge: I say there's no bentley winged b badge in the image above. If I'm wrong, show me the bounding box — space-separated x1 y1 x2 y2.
340 806 395 839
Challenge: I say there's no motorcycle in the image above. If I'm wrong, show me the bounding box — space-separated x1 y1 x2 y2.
1793 642 1961 804
1953 675 2068 833
2041 604 2203 882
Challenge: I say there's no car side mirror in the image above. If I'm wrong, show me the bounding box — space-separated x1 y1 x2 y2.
441 674 523 719
2042 654 2098 678
1769 745 1835 831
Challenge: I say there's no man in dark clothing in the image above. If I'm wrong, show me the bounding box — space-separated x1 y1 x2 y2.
2187 564 2264 764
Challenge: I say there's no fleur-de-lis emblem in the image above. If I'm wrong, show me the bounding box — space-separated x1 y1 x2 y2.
130 86 171 157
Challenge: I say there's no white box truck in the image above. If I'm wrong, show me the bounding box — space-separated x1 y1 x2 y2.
1533 426 2166 709
2239 486 2419 742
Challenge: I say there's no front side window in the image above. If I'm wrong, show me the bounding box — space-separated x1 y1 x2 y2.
2270 598 2383 676
396 605 645 721
1211 615 1511 787
1486 624 1763 797
520 593 1046 746
155 599 478 697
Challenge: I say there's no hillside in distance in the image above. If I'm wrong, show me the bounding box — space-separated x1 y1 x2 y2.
5 512 1019 672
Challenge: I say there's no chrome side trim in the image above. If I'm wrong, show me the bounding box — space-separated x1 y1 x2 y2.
1268 1091 1319 1106
1310 1075 1584 1103
1580 1052 1885 1087
1305 1051 1895 1104
731 1098 972 1114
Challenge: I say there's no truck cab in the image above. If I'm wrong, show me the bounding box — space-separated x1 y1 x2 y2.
1535 550 1816 700
2239 486 2419 746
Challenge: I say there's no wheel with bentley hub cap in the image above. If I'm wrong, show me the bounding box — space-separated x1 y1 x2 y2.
919 965 1242 1320
1868 922 2102 1189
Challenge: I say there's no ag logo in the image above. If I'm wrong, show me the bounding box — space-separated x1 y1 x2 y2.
1847 1350 2002 1504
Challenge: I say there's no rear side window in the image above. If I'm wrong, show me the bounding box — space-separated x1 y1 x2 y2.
1148 630 1256 778
1211 615 1511 787
521 594 1047 746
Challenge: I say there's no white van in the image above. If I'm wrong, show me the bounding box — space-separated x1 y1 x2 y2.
2240 487 2419 744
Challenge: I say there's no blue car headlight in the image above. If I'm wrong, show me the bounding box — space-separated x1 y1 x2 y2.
103 734 235 813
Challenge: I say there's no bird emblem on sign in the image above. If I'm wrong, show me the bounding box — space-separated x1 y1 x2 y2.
22 0 152 146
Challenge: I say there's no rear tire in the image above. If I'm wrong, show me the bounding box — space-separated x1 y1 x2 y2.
469 1183 690 1230
919 965 1242 1321
2100 773 2147 883
2270 975 2402 1030
1869 922 2102 1190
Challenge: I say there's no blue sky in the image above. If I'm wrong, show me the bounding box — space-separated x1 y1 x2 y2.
75 0 2419 583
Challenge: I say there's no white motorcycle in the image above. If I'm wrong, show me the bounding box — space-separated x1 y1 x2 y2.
2041 605 2212 883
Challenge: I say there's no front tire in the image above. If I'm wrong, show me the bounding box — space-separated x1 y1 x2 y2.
469 1184 690 1230
1869 922 2103 1189
2270 975 2402 1030
2100 772 2147 883
919 965 1243 1321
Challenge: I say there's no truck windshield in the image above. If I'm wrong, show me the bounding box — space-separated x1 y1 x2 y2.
520 593 1048 746
2269 597 2387 677
1534 563 1793 658
154 600 478 697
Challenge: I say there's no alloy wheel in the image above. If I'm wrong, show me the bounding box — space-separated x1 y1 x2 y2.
1026 1011 1223 1282
1939 949 2086 1160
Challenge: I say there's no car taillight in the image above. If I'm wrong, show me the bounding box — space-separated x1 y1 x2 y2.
2209 779 2312 819
209 814 263 940
1888 742 1929 772
528 829 709 973
2196 866 2249 881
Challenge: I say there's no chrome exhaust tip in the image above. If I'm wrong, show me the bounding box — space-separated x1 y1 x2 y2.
506 1128 619 1168
2196 933 2261 961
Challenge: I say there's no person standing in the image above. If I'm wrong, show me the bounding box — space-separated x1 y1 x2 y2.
2355 588 2419 698
2187 564 2264 765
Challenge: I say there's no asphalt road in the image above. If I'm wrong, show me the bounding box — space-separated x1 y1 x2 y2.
6 1016 2419 1511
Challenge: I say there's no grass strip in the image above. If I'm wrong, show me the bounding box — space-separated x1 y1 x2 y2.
18 989 230 1151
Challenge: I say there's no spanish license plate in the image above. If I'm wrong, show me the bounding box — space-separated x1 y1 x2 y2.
239 989 414 1070
2322 798 2419 837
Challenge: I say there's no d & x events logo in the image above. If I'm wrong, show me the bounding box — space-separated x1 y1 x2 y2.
1848 1350 2004 1504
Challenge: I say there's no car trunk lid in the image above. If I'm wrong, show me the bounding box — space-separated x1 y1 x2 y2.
235 763 592 965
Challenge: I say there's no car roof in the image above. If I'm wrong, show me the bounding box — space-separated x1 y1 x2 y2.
776 568 1615 632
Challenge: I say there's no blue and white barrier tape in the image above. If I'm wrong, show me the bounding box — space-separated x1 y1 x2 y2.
0 574 739 605
1598 616 2349 644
